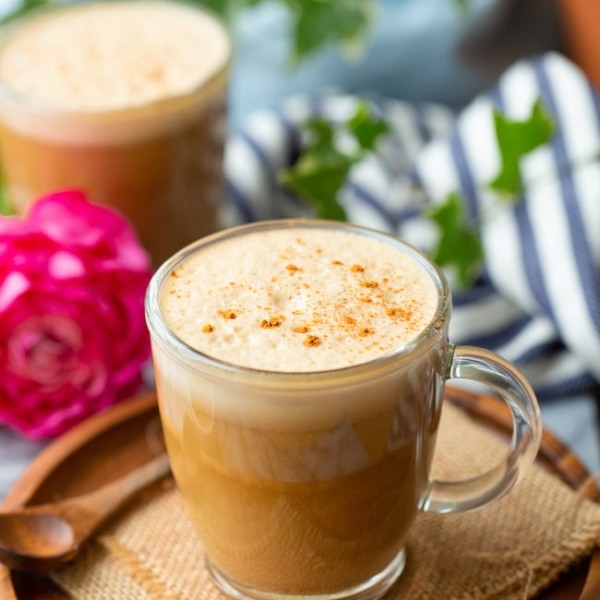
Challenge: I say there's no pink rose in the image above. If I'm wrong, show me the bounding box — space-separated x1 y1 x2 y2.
0 190 152 439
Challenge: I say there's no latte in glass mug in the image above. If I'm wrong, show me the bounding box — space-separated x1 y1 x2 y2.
146 220 541 600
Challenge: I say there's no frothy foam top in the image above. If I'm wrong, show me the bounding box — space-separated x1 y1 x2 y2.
161 228 438 372
0 1 230 112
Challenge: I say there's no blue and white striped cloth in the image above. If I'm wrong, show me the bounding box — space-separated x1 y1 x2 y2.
222 52 600 401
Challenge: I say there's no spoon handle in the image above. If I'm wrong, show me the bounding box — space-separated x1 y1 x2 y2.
34 453 171 542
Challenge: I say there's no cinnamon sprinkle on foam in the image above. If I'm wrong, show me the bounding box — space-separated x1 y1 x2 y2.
161 228 437 372
219 309 237 320
303 335 321 347
261 315 285 329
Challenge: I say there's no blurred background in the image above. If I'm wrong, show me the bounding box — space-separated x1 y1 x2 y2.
227 0 562 123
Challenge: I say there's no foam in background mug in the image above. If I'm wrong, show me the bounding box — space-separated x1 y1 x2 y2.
0 0 231 267
145 220 542 600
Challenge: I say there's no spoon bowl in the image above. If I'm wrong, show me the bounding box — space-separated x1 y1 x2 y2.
0 513 75 571
0 453 170 572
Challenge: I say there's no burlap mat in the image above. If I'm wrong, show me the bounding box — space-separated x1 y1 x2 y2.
50 403 600 600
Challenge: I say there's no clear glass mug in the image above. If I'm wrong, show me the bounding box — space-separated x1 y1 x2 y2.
145 220 542 600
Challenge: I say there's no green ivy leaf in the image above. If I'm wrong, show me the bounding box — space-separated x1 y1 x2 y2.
0 193 11 215
426 192 484 287
0 175 12 215
453 0 471 14
347 101 390 151
305 118 336 153
187 0 231 18
0 0 53 24
279 101 389 221
488 98 554 198
279 117 354 221
285 0 372 61
186 0 264 20
279 151 352 221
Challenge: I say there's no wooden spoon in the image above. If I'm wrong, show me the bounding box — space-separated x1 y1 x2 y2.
0 453 170 572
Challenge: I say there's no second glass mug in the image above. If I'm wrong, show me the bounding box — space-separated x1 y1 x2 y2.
146 220 542 600
0 0 231 268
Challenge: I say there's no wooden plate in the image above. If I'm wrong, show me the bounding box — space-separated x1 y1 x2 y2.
0 387 598 600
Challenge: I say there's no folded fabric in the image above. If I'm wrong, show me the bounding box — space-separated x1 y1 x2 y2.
222 52 600 401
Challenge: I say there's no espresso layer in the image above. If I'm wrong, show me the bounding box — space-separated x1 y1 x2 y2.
161 401 428 594
162 227 438 372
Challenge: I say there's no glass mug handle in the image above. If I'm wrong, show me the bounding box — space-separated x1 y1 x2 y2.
422 345 542 514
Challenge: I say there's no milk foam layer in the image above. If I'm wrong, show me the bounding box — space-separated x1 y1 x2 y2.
162 228 438 372
0 1 229 112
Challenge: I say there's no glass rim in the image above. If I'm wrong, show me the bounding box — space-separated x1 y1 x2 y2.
0 0 232 121
145 219 452 385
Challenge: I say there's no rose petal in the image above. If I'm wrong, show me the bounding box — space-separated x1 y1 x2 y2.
0 272 30 313
29 190 124 249
48 251 86 279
